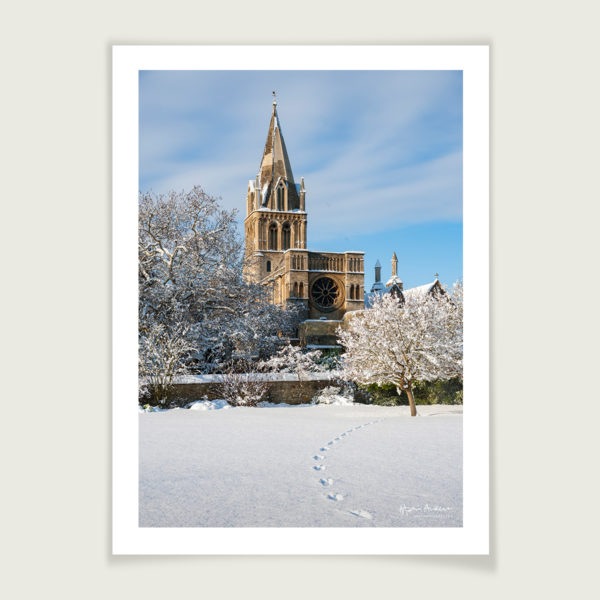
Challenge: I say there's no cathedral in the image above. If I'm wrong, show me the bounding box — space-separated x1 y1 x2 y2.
243 96 443 347
244 97 365 336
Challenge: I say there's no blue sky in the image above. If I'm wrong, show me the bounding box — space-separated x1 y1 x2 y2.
139 70 462 290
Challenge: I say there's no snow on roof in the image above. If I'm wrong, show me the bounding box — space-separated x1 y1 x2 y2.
248 179 255 192
385 275 403 287
403 281 438 298
364 280 440 308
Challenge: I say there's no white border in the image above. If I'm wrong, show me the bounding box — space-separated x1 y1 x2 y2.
113 45 489 555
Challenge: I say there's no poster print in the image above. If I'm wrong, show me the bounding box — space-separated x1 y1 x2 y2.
113 46 489 554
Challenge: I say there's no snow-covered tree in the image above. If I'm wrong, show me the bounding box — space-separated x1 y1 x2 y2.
139 187 302 402
337 287 462 416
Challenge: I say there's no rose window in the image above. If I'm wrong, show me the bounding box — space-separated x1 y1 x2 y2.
311 277 341 309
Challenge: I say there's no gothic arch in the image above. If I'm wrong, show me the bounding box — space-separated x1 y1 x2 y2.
282 222 291 250
269 222 278 250
276 182 285 211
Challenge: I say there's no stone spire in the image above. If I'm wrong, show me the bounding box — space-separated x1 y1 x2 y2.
386 251 403 289
258 96 299 209
391 251 398 277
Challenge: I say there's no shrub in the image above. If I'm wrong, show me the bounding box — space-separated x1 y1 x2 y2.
315 348 342 371
355 378 463 406
218 368 268 407
413 378 463 405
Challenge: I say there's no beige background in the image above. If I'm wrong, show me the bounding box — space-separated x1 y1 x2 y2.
2 1 599 598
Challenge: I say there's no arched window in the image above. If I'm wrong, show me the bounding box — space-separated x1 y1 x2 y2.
277 185 284 211
293 282 299 297
299 282 304 298
349 285 354 300
266 260 271 273
282 222 291 250
269 223 278 250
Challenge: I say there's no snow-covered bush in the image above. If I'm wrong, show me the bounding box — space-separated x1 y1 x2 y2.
259 343 324 378
139 321 197 405
219 368 268 407
312 385 354 405
259 343 327 399
314 349 342 371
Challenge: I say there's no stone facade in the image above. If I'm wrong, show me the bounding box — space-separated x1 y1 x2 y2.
244 98 365 326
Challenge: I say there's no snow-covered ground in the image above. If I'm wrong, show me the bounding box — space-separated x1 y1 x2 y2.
139 404 462 527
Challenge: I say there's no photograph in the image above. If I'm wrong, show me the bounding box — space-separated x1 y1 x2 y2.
138 69 464 527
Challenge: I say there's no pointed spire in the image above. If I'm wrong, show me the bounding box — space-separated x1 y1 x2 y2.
391 251 398 277
386 252 403 289
258 96 298 209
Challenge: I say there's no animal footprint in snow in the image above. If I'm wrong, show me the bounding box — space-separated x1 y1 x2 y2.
320 478 334 486
327 441 335 445
313 465 326 471
313 455 324 461
335 437 340 441
328 494 344 502
350 509 373 520
320 447 329 452
341 433 347 437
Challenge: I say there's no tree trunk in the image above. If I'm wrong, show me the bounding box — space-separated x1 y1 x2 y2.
396 384 417 417
406 386 417 417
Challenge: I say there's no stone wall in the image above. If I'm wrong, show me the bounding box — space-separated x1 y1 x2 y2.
167 378 336 406
298 319 343 347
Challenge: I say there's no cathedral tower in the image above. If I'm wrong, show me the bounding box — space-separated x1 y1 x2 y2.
244 95 364 330
244 94 307 291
